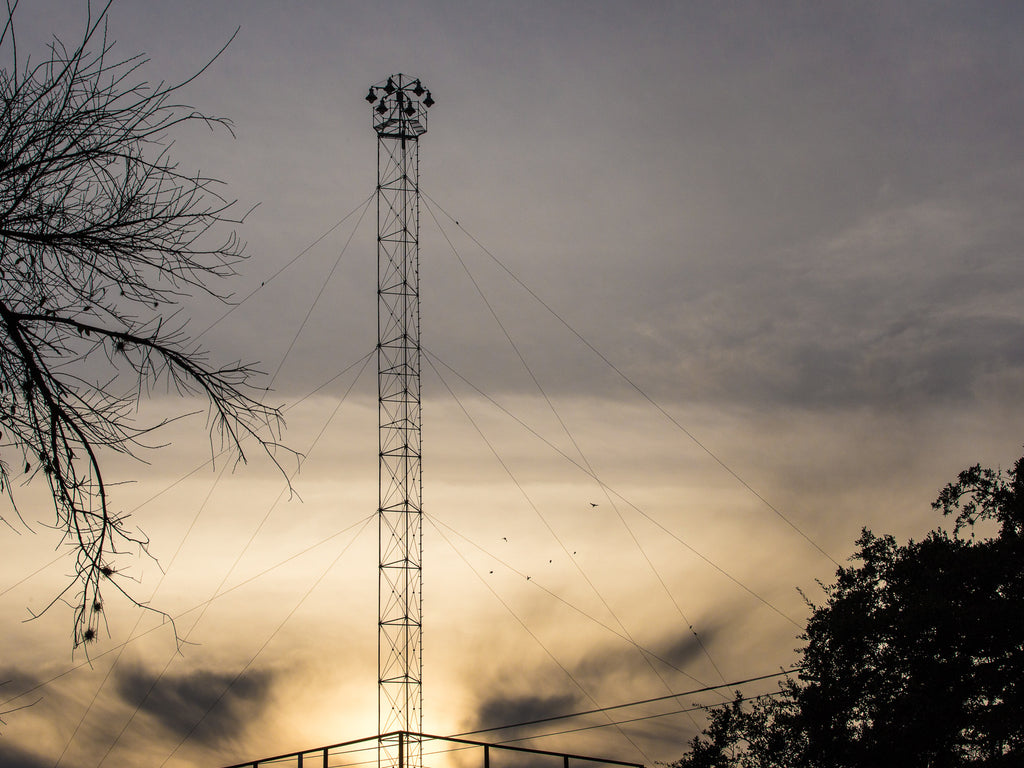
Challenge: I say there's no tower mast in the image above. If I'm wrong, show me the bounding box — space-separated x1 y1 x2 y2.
366 74 433 768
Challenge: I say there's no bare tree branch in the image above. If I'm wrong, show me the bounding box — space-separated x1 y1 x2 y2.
0 2 292 648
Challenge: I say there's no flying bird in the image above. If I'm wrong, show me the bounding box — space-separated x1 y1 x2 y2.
590 502 599 507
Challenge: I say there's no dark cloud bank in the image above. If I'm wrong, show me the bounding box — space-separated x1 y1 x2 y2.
113 663 274 747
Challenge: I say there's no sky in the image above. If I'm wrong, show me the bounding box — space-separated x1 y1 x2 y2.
2 1 1023 766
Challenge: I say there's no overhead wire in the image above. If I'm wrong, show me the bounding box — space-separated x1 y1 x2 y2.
421 191 839 570
105 346 375 520
54 456 234 768
96 351 376 767
494 689 789 746
426 513 709 687
426 512 652 765
423 337 798 757
194 193 375 342
58 197 375 765
0 552 64 598
268 196 373 384
425 349 802 631
451 668 800 738
423 360 801 757
155 512 377 768
2 350 377 748
13 174 833 765
4 198 375 604
424 354 718 735
2 512 377 711
208 672 796 768
424 201 724 723
425 198 728 687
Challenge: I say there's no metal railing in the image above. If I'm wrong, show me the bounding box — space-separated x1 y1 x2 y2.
219 730 646 768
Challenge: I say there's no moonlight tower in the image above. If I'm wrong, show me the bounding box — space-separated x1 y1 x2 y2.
218 77 640 768
366 74 433 768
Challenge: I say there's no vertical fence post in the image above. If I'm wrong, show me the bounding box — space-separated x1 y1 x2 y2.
484 744 490 768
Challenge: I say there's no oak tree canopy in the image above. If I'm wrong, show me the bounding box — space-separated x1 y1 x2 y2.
673 454 1024 767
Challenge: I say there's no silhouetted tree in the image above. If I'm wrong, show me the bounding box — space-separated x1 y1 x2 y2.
0 3 287 647
673 454 1024 768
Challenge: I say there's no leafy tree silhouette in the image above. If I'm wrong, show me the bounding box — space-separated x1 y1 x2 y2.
673 454 1024 768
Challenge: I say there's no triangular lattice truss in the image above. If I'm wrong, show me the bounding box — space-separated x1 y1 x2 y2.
369 73 432 768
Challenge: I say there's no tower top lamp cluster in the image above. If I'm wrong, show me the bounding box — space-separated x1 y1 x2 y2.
366 74 433 138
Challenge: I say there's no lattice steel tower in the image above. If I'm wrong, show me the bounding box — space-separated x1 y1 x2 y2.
365 74 434 768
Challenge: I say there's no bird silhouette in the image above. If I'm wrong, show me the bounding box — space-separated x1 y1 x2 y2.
590 502 599 507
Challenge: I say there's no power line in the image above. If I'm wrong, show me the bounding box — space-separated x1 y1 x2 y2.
96 353 376 766
156 513 377 768
53 344 373 762
419 231 708 731
494 689 790 746
195 193 374 342
426 513 712 688
422 192 839 569
424 349 803 630
268 196 373 384
1 513 376 710
426 201 728 692
0 553 63 598
428 514 651 765
451 668 800 738
4 351 376 738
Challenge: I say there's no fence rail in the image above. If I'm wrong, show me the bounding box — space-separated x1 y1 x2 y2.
219 730 646 768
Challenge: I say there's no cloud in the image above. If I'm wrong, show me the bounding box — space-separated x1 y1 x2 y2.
455 628 733 767
655 630 720 677
113 663 274 747
460 622 726 740
5 3 1024 767
0 743 54 768
474 691 583 733
614 184 1024 412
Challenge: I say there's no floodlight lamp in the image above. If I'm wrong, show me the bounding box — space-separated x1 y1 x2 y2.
365 88 377 103
413 80 425 96
422 91 434 108
403 103 415 116
375 100 388 114
384 77 396 94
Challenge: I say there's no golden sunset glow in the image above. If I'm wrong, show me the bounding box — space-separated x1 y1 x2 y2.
2 3 1023 768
